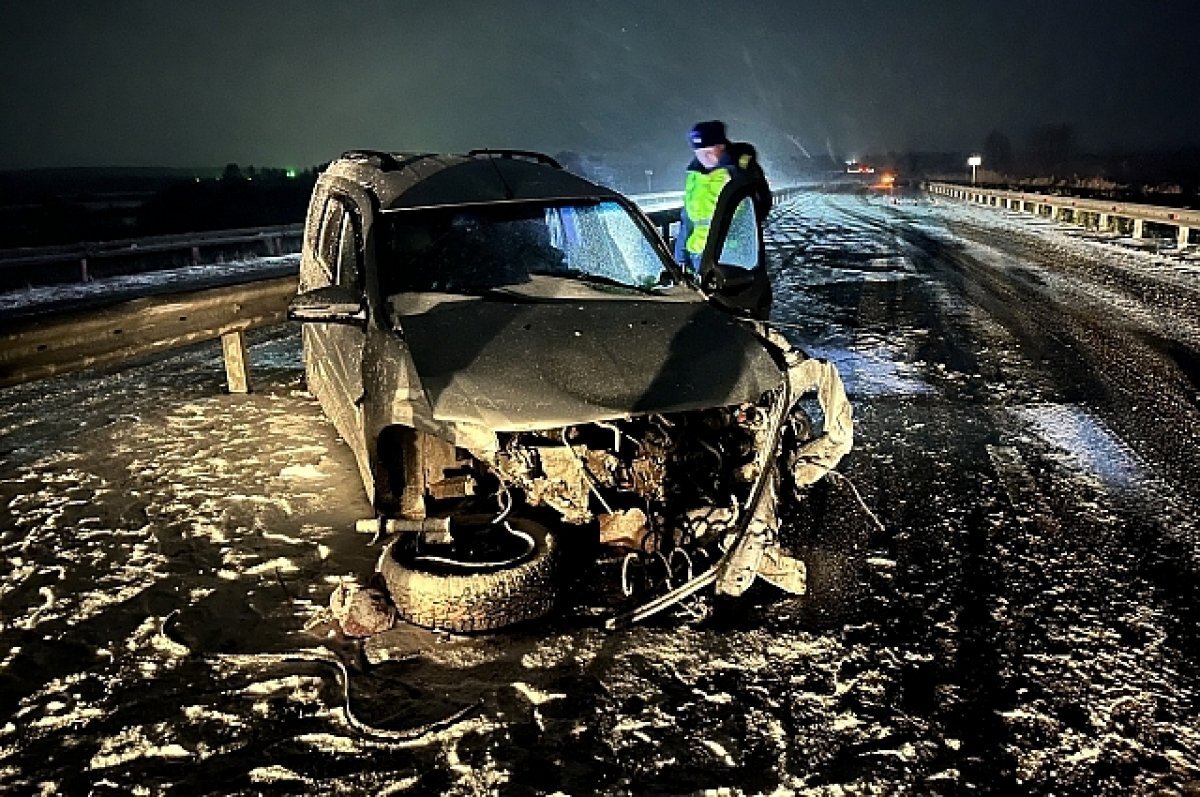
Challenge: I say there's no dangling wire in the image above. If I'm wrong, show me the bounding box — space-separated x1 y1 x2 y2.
826 471 886 533
621 551 642 597
492 485 514 524
414 521 535 570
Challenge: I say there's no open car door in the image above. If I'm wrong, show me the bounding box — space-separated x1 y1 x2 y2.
698 174 773 320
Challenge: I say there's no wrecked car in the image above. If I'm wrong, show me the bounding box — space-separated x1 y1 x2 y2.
288 149 853 633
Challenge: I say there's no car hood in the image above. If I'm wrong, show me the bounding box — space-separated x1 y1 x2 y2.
390 297 785 430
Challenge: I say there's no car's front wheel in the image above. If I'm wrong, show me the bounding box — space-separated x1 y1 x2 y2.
378 517 559 633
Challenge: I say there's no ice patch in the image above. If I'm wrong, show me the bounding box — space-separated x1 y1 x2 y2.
808 345 934 397
280 463 326 481
701 739 736 766
89 728 193 770
243 557 301 576
249 336 303 369
513 681 566 706
1012 404 1142 487
250 765 308 784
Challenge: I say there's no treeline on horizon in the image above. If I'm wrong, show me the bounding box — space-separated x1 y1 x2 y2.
0 163 319 249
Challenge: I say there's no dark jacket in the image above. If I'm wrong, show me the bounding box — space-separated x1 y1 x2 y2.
727 141 772 221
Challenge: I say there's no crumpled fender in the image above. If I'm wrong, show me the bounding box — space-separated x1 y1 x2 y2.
716 329 855 598
787 357 854 487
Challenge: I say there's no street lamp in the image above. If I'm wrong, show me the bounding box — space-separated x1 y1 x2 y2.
645 169 654 193
967 155 982 185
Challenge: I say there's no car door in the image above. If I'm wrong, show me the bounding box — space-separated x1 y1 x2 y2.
302 193 368 453
698 175 772 319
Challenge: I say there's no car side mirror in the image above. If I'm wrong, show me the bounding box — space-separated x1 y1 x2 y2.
288 285 367 326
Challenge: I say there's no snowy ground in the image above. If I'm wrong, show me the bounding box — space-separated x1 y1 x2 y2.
1 191 1199 794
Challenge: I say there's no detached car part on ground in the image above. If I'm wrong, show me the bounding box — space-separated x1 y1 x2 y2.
288 149 853 633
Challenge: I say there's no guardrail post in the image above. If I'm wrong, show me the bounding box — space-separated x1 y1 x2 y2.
80 256 89 283
191 245 202 266
1179 226 1191 249
1132 219 1145 239
1098 213 1110 232
221 330 251 394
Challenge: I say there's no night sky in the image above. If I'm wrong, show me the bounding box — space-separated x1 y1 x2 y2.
1 0 1197 171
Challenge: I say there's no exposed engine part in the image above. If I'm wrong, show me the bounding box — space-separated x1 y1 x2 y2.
598 507 649 549
520 444 592 523
488 400 772 548
355 516 453 545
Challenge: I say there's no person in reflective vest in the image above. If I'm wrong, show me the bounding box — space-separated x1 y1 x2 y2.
674 119 770 275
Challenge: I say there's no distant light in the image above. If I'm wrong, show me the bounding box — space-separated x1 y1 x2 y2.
286 168 297 178
967 155 982 167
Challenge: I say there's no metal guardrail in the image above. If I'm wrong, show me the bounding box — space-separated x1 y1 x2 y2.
0 223 304 266
926 182 1196 247
638 184 808 241
0 276 297 390
0 224 304 291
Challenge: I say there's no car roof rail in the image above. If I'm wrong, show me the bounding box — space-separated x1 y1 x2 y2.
467 149 563 169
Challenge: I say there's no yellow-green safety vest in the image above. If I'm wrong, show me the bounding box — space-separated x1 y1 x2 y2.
683 167 731 255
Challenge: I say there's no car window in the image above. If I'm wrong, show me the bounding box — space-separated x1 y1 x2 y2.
311 200 342 288
308 197 361 291
717 195 760 270
380 200 669 295
334 211 360 289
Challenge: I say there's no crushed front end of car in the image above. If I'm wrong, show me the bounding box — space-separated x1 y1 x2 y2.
366 321 853 631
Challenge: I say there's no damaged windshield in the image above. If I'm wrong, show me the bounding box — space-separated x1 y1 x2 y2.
379 200 672 296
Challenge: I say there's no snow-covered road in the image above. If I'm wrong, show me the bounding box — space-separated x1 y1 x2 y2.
2 191 1198 794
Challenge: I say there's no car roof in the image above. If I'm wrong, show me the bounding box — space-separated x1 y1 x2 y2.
324 150 623 210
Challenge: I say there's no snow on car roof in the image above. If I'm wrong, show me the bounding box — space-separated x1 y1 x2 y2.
332 151 621 210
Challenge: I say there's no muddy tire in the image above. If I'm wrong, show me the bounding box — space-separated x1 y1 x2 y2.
378 518 559 633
